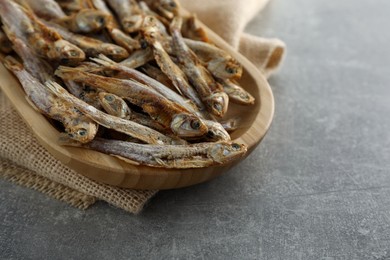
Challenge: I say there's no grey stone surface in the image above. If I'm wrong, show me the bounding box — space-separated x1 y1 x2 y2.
1 0 390 259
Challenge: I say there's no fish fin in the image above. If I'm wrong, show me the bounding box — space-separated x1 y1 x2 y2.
154 157 168 167
111 155 141 166
44 80 67 97
90 54 116 69
3 56 24 72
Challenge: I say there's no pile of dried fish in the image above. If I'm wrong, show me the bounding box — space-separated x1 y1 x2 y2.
0 0 255 169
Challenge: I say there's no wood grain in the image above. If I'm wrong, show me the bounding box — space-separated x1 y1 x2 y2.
0 23 274 190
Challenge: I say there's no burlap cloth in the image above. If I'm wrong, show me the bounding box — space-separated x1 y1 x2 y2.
0 0 285 214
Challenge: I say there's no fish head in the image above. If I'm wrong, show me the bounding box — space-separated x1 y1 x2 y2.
204 92 229 118
208 59 243 80
159 0 179 14
122 14 144 33
141 16 163 41
205 121 231 142
50 40 85 64
65 121 98 143
100 43 129 61
171 113 208 138
98 92 130 119
209 142 247 164
227 83 255 105
74 10 108 33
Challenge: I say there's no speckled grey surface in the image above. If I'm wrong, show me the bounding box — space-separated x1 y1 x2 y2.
1 0 390 259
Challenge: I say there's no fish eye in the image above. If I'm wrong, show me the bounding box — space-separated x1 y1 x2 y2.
104 95 115 102
77 129 87 136
68 50 79 57
240 93 249 100
140 39 148 49
96 16 105 25
190 120 201 130
226 67 235 74
232 143 241 150
169 2 176 8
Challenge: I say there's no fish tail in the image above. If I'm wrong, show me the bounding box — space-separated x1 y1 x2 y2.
44 80 66 97
90 54 116 68
3 56 23 72
55 66 84 80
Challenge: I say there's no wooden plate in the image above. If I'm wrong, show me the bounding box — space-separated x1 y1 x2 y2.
0 25 274 190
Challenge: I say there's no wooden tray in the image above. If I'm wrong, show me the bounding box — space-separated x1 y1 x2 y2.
0 25 274 190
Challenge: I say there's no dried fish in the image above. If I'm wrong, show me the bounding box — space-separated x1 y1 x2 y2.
181 15 209 42
45 81 186 145
142 0 180 20
169 16 229 117
54 66 208 138
43 20 129 61
106 0 143 33
219 118 240 132
53 9 108 33
90 0 141 52
218 79 255 105
23 0 66 19
142 16 204 110
0 0 85 63
141 64 173 89
59 137 247 168
120 47 154 68
4 56 97 143
98 91 165 131
90 55 230 141
183 38 243 80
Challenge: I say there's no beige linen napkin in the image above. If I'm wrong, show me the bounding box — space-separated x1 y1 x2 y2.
0 0 285 213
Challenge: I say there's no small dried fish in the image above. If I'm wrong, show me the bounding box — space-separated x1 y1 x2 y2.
4 56 97 143
6 35 53 82
98 90 166 132
53 9 108 33
45 81 186 145
91 55 197 109
59 137 247 168
181 15 209 42
55 66 208 138
106 0 143 33
142 0 179 20
56 0 88 13
23 0 66 19
43 21 129 61
219 118 240 132
90 0 140 52
169 16 229 117
218 79 255 105
0 0 85 63
141 64 173 89
142 16 204 110
91 55 230 141
120 47 154 68
183 38 243 80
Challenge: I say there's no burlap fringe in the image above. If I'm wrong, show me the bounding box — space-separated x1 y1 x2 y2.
0 158 97 209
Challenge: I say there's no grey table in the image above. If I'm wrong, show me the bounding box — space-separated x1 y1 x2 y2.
1 0 390 259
